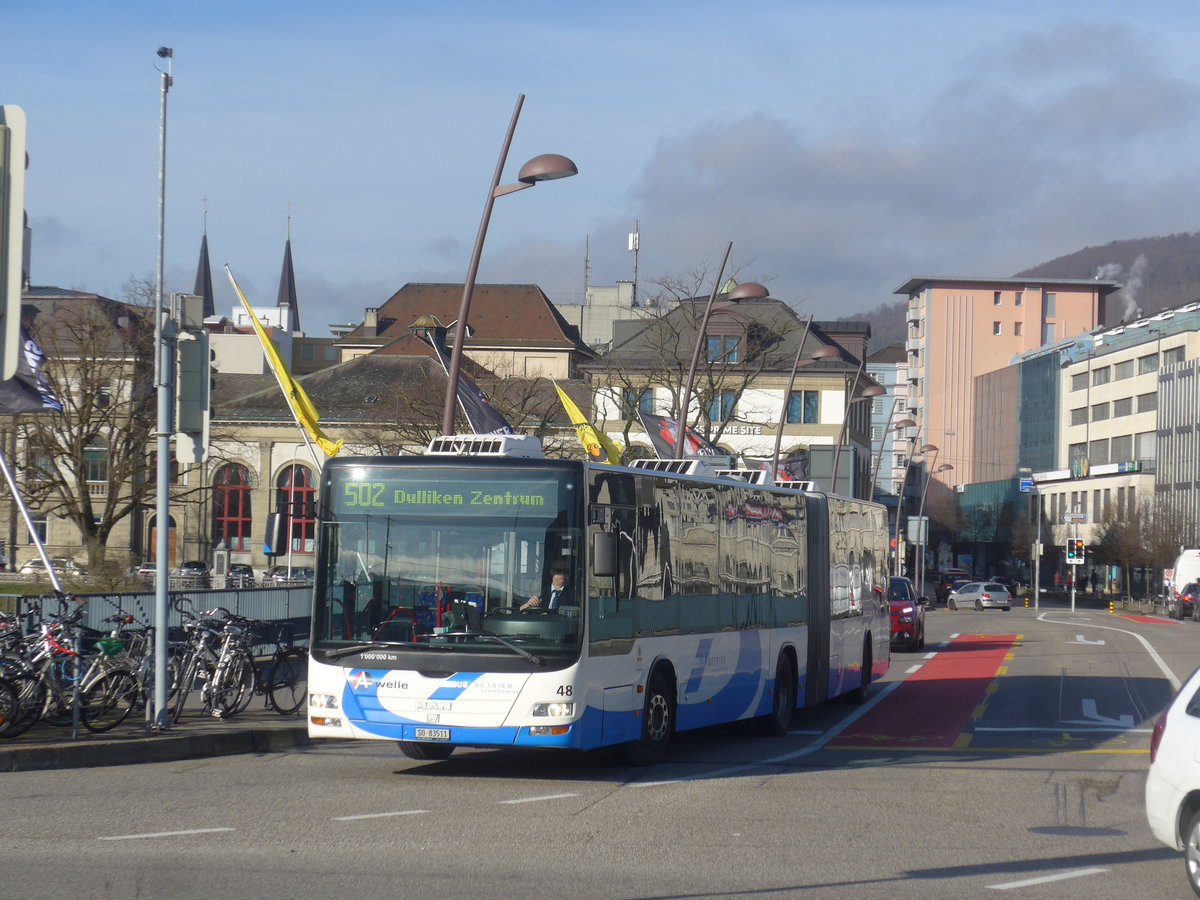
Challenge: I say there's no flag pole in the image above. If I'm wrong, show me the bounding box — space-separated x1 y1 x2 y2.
0 443 62 594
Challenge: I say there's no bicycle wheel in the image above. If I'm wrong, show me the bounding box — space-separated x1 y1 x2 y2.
170 656 208 723
0 671 46 738
209 648 256 718
265 648 308 715
0 678 21 737
81 669 139 733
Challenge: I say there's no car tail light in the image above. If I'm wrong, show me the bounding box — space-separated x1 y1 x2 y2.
980 592 990 600
1150 708 1169 763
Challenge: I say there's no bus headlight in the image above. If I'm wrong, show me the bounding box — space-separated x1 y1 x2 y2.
309 693 339 709
532 701 574 718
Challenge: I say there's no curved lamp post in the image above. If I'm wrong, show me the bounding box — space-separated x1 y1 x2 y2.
869 415 916 502
770 327 837 481
674 241 767 458
895 441 937 579
915 459 952 597
829 358 886 494
441 94 577 436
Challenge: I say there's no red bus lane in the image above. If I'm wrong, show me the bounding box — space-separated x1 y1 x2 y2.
827 633 1019 750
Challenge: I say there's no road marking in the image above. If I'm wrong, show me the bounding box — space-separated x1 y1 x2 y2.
1060 699 1134 728
1038 612 1181 690
1074 634 1105 645
906 665 922 673
333 810 429 821
987 866 1108 889
499 793 579 804
98 827 235 841
975 725 1151 733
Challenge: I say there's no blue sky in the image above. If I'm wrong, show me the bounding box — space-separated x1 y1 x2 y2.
6 1 1200 333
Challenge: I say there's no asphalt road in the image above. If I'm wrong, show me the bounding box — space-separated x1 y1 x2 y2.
2 600 1196 899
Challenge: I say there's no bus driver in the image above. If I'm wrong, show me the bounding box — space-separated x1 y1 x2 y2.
520 560 570 612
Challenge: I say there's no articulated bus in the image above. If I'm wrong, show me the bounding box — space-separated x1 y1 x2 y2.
308 435 889 763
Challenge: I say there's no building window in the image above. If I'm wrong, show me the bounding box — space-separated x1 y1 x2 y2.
871 399 884 416
26 516 47 545
1113 397 1133 417
1015 291 1023 306
1137 392 1158 413
1111 434 1132 460
1089 439 1109 464
871 426 883 441
1044 293 1057 317
83 444 108 483
300 343 315 361
1138 353 1159 375
1070 407 1088 426
212 464 253 552
620 388 654 417
1091 402 1110 422
893 452 906 470
277 465 316 554
707 336 739 363
993 291 1002 306
1115 360 1134 380
150 452 180 486
1164 346 1185 366
1068 443 1087 465
993 321 1002 336
1014 322 1022 337
786 390 819 424
1092 366 1110 386
1071 373 1088 392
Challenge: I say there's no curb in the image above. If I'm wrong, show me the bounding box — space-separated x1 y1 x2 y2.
0 724 313 773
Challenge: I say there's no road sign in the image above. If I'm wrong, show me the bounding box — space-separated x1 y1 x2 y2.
1019 477 1033 493
1063 512 1088 524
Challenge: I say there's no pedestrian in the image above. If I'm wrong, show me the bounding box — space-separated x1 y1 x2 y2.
1054 572 1062 590
1090 570 1098 593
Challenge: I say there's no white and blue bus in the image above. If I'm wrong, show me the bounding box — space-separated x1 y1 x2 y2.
307 435 889 763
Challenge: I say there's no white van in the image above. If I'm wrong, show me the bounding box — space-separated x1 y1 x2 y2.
1168 549 1200 618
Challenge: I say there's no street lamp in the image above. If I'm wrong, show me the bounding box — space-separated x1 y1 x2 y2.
770 322 837 481
674 241 767 458
899 441 936 583
1019 467 1042 611
869 414 916 502
440 94 577 436
915 460 953 598
829 358 886 494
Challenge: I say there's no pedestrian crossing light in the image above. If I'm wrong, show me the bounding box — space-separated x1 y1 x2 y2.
1067 538 1085 564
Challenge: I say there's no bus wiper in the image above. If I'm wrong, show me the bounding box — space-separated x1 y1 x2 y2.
437 629 545 665
324 640 408 660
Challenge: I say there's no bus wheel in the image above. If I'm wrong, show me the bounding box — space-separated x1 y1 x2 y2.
761 653 796 736
848 641 872 704
624 672 674 766
397 741 456 761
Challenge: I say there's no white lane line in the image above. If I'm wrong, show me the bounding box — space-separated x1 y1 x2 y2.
499 793 579 804
906 665 923 674
974 725 1151 733
633 680 903 787
333 810 429 821
1037 612 1181 690
98 827 235 841
987 866 1108 889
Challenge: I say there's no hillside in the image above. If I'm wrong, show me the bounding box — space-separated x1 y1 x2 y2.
843 231 1200 348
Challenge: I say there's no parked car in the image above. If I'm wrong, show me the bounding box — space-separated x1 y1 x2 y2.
177 560 212 588
948 581 1013 611
19 557 85 577
265 565 314 585
888 575 926 651
934 570 971 603
226 563 256 588
1146 664 1200 895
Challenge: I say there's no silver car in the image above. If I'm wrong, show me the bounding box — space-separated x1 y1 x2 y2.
948 581 1013 611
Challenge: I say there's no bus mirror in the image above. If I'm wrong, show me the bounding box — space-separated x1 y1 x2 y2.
592 532 617 577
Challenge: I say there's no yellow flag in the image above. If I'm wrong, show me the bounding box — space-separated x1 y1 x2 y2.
226 266 343 457
554 382 621 464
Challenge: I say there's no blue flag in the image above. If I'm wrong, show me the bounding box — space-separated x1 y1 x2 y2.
0 327 62 414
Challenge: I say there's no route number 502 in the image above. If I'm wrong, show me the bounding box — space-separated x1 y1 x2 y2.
344 482 387 507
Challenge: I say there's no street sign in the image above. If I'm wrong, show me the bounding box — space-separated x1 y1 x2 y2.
1019 477 1033 493
1063 512 1088 524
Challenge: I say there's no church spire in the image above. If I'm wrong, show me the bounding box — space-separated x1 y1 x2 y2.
194 198 214 319
276 205 299 333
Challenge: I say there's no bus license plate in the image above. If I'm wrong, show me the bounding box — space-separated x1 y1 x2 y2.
414 727 451 741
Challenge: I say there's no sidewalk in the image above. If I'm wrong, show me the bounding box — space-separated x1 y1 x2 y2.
0 698 316 773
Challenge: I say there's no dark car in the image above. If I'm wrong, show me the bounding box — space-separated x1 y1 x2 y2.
1176 582 1200 620
888 575 926 651
177 560 211 588
226 563 256 588
987 576 1020 599
934 570 971 604
265 565 314 585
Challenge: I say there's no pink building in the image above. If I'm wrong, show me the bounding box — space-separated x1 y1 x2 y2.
893 277 1121 487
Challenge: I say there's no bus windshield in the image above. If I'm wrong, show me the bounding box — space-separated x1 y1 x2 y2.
313 463 583 659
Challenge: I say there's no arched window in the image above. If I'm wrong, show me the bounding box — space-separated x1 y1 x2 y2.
212 464 253 551
276 464 315 554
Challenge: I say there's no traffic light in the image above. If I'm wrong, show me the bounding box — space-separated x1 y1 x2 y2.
175 329 213 463
0 105 27 381
1066 538 1085 564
